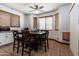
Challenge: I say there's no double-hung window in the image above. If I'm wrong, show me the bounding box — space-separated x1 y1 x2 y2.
38 17 45 30
38 16 53 30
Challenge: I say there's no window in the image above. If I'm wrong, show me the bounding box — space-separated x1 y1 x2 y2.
38 16 53 30
0 11 10 26
38 18 45 30
11 14 20 27
0 11 20 27
55 13 59 31
33 17 37 28
46 17 53 30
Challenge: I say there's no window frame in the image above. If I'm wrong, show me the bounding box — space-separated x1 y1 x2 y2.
38 15 53 31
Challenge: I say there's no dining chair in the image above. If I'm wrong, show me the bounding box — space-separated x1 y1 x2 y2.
40 30 49 52
24 28 29 31
13 30 22 54
45 30 49 49
42 30 49 48
21 30 35 56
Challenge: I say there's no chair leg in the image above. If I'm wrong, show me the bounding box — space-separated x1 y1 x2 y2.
22 42 24 56
44 41 47 52
47 39 49 49
13 39 15 51
29 48 31 56
17 40 20 54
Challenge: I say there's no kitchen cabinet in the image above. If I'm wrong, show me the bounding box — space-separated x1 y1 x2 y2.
0 32 13 46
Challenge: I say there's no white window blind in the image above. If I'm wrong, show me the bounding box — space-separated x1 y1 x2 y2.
38 16 54 30
38 18 45 30
46 17 53 30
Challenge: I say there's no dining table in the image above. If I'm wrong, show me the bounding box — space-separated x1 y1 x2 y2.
18 30 47 52
29 30 47 51
30 31 46 39
17 30 46 43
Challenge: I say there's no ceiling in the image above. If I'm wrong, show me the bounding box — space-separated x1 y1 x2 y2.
0 3 71 14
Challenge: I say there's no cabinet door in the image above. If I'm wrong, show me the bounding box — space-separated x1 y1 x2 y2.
0 34 6 45
0 33 13 46
5 33 14 43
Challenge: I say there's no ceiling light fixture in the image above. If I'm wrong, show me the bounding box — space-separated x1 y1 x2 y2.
34 10 40 14
29 4 44 14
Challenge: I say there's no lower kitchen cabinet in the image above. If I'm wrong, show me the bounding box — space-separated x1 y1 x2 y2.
0 32 13 46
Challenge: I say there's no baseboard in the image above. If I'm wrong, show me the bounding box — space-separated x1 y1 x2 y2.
69 47 74 56
0 42 13 48
48 38 69 45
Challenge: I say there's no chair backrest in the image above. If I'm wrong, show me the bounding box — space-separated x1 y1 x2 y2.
24 28 29 31
13 30 19 40
41 30 49 40
22 30 31 42
46 30 49 39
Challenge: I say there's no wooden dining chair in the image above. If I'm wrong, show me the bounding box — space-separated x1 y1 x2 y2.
45 30 49 49
13 30 22 54
21 30 35 56
40 30 49 52
24 28 29 31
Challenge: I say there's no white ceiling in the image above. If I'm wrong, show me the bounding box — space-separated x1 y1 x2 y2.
0 3 71 14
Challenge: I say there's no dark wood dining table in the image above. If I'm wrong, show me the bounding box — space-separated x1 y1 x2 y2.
29 31 47 51
18 30 46 41
30 31 46 38
30 31 46 35
17 30 47 54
